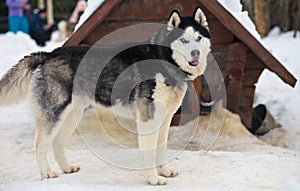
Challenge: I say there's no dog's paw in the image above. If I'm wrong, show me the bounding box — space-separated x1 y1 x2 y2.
41 169 58 179
63 165 80 174
147 175 168 185
160 165 179 177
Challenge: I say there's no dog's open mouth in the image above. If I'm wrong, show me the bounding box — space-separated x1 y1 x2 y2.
189 57 199 66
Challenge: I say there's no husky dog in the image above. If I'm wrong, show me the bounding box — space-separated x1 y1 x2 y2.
0 8 211 185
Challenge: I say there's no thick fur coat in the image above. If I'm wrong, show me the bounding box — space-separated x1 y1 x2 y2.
0 8 211 185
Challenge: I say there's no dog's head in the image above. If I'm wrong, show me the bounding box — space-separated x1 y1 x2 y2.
167 8 211 80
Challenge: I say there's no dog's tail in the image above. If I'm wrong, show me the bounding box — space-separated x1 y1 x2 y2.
0 53 47 106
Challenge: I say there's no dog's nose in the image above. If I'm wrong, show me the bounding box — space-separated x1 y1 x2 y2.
191 49 200 57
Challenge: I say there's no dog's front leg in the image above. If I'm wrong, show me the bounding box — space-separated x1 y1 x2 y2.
137 102 168 185
157 113 179 178
138 131 167 185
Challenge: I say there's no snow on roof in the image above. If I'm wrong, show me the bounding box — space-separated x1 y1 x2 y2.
74 0 105 32
217 0 261 40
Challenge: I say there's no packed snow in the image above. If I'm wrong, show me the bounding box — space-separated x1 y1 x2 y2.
0 0 300 190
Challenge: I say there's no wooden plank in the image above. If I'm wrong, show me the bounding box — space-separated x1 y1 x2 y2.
211 44 230 52
200 86 211 102
211 51 228 69
193 77 202 100
226 80 242 113
239 106 253 129
227 43 247 62
200 5 216 19
199 0 297 87
227 42 247 80
190 77 202 115
239 96 254 107
171 114 199 126
241 86 256 97
227 61 245 80
242 69 264 85
82 21 162 45
105 0 202 22
208 19 235 44
63 0 122 47
202 69 225 86
245 52 265 69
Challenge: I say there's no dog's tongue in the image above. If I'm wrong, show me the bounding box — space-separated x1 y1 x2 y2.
190 59 199 66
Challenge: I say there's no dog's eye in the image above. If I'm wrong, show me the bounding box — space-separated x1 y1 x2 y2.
179 38 189 44
196 36 202 42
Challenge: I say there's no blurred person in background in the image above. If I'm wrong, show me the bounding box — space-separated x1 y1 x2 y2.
6 0 31 34
69 0 87 25
29 9 54 46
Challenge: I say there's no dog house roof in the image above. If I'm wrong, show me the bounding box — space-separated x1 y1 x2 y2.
63 0 297 87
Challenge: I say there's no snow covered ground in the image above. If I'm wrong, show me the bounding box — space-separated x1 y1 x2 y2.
254 28 300 149
0 0 300 190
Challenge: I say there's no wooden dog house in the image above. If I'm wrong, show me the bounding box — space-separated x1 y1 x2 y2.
63 0 296 129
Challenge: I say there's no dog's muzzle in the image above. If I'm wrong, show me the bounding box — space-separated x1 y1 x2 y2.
189 49 200 66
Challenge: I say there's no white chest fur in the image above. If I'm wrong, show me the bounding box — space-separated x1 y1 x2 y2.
152 73 187 115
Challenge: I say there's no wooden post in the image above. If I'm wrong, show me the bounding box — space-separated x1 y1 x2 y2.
226 42 247 113
38 0 45 9
46 0 54 24
190 76 202 115
254 0 268 37
37 0 54 24
293 0 300 37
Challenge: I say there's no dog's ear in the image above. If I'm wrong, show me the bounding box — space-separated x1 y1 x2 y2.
167 10 181 31
193 7 209 30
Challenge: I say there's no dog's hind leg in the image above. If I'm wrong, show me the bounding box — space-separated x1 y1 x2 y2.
34 121 58 179
52 103 85 174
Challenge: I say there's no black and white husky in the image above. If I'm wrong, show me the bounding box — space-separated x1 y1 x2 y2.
0 8 211 185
